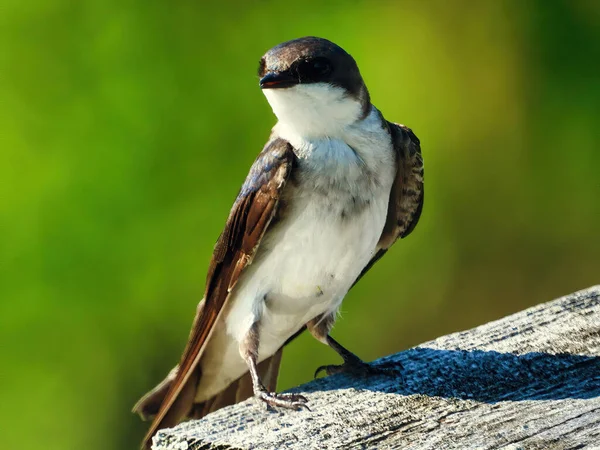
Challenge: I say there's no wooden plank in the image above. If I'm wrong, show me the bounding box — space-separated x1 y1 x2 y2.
153 286 600 449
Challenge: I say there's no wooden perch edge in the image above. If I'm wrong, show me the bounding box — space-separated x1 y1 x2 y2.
152 286 600 449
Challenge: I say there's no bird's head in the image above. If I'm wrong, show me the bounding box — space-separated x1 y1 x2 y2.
258 37 370 138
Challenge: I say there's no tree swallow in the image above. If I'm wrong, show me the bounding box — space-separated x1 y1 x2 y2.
134 36 424 449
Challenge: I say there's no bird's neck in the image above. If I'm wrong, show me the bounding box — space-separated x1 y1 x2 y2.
264 83 370 141
274 105 392 172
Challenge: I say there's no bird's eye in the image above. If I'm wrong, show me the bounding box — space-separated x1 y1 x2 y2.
297 58 331 81
310 58 331 76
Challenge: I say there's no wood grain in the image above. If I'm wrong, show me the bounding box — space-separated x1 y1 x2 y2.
152 286 600 450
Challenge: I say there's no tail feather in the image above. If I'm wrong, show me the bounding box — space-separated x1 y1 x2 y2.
133 366 178 421
138 367 200 449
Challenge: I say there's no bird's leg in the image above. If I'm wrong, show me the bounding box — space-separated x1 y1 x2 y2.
308 314 397 378
240 322 309 410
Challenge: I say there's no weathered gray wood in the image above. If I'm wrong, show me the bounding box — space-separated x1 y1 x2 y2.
153 286 600 450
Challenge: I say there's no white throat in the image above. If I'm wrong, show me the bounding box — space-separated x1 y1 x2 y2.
262 83 364 140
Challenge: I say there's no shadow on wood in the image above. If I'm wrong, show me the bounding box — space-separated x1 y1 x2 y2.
300 348 600 402
153 286 600 450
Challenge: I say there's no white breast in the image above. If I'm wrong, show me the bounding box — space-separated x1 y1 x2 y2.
250 180 390 345
195 101 395 402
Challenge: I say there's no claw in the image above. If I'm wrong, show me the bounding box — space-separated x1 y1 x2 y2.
314 365 328 379
314 360 398 378
293 402 311 412
312 335 404 380
256 390 310 411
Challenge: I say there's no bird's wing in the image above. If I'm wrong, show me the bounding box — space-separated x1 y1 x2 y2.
141 137 295 449
354 122 424 283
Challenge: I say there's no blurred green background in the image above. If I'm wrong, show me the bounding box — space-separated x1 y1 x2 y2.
1 1 599 449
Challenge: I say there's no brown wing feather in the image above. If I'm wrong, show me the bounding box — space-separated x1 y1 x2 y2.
354 122 424 285
140 138 295 449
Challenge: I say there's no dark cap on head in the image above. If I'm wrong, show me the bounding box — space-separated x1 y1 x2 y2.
258 37 368 103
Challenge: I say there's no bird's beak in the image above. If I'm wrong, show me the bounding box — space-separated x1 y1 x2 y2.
259 71 298 89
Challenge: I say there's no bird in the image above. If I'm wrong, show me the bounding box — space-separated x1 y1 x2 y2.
133 36 424 449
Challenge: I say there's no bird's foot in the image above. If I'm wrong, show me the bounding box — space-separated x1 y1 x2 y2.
314 356 401 378
256 389 310 411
